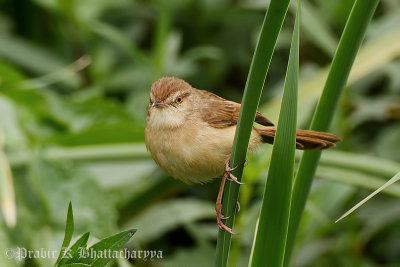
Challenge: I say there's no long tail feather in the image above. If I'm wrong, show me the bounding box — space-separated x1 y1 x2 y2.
256 128 341 150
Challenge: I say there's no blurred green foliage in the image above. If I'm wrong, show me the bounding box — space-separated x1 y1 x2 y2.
0 0 399 266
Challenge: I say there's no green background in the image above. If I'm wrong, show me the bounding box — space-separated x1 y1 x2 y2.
0 0 400 266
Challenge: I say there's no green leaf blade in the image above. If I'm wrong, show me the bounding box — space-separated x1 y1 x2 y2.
59 232 90 265
55 202 74 266
79 229 136 266
214 0 291 265
284 0 381 265
249 2 300 266
336 171 400 222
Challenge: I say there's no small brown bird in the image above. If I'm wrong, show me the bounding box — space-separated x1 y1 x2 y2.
145 77 341 233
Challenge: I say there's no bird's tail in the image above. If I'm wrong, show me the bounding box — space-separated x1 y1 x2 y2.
256 128 341 150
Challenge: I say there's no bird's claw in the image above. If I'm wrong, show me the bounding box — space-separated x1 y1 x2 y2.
224 160 237 172
226 172 245 184
218 213 230 220
215 203 237 234
224 161 245 185
217 219 238 235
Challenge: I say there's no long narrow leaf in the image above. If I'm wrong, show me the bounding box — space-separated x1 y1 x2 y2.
284 0 380 265
78 229 136 266
8 144 150 167
249 2 300 266
214 0 290 266
336 171 400 222
58 232 90 265
55 202 74 266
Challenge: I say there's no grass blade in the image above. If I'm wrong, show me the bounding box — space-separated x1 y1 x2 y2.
8 144 150 167
214 0 290 266
249 2 300 266
79 229 136 266
284 0 380 265
55 202 74 266
58 232 90 265
336 171 400 222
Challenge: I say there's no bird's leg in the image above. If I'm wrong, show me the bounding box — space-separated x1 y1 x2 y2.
215 158 248 234
215 171 237 234
225 160 244 212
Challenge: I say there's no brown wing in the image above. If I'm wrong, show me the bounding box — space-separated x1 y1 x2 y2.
199 90 274 128
255 111 274 127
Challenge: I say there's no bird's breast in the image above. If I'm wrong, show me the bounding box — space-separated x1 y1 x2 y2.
145 120 238 183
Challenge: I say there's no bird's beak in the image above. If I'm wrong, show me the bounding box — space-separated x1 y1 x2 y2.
152 99 165 108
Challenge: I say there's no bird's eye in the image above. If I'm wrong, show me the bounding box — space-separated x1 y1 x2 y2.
176 97 182 104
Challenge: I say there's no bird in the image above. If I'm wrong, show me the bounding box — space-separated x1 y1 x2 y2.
144 76 341 234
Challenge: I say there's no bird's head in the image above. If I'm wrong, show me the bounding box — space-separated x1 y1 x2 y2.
147 77 194 128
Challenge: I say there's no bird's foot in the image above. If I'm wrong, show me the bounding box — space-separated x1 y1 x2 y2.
224 160 245 185
215 202 237 235
214 157 247 234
